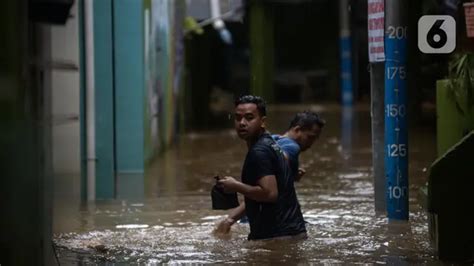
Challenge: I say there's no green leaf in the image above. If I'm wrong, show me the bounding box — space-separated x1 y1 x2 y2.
446 52 474 116
184 16 204 35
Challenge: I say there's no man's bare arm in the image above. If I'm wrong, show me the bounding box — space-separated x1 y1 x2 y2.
214 202 246 234
227 201 246 222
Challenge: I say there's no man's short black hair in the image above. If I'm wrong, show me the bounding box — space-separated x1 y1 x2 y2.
234 95 267 117
289 111 326 130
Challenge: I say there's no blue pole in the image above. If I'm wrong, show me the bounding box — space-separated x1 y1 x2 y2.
340 37 353 106
384 0 408 220
339 0 353 107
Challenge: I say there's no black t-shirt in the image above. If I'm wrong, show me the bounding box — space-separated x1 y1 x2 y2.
241 132 306 240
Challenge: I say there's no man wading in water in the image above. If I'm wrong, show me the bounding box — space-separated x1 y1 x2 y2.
214 95 307 240
272 111 325 182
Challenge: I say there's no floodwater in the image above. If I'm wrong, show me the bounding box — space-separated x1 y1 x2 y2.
53 103 443 264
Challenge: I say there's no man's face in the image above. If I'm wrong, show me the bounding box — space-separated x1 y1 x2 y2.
295 125 321 151
234 103 265 141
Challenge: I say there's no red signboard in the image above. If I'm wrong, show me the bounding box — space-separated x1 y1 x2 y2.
368 0 385 62
464 2 474 38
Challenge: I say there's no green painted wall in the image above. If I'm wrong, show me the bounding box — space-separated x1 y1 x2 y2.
92 0 146 198
114 0 145 174
81 0 185 198
83 0 186 198
94 0 116 198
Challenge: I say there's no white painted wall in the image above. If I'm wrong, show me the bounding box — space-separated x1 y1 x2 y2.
50 3 81 175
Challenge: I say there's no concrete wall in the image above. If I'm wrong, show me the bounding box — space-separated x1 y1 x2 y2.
50 2 81 204
51 3 81 174
144 0 185 162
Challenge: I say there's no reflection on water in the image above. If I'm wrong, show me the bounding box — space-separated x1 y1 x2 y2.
340 105 354 160
54 104 440 264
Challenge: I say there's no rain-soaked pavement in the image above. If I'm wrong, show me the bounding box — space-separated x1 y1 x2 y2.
53 103 442 264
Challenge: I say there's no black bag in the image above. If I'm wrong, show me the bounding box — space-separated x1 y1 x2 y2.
211 185 239 210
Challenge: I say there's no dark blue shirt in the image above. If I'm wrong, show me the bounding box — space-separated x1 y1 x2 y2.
272 134 300 180
241 133 306 240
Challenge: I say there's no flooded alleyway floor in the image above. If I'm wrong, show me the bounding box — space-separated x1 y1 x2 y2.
54 103 442 264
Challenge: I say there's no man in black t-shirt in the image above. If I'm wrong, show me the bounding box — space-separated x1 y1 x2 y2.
214 95 306 240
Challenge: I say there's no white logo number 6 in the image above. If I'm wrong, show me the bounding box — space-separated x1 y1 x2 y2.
418 15 456 54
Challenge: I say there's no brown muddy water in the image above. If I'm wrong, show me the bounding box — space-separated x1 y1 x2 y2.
53 103 443 264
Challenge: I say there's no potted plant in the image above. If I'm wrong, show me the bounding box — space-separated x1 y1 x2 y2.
426 2 474 261
429 51 474 261
435 51 474 155
435 0 474 155
447 52 474 116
